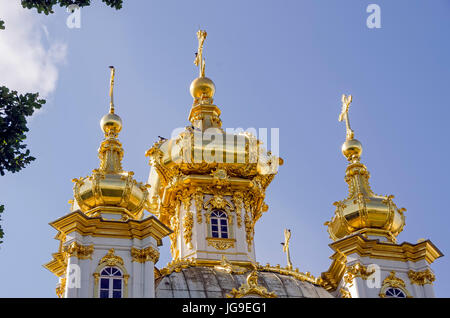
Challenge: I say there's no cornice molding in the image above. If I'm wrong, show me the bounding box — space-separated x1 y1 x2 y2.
321 234 443 291
49 211 172 245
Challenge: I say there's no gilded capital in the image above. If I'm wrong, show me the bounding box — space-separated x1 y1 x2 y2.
408 269 435 285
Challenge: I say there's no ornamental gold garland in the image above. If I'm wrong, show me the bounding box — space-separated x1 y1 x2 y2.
183 211 194 250
193 189 204 224
232 191 244 228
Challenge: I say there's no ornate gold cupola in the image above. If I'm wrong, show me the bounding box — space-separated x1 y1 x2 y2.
72 67 150 221
325 95 406 243
146 30 282 266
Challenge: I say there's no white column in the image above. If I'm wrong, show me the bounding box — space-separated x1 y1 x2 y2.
131 261 142 298
78 258 91 297
423 283 435 297
64 256 80 298
143 261 155 298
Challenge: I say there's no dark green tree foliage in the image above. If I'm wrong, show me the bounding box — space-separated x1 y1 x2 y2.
0 87 45 176
21 0 123 14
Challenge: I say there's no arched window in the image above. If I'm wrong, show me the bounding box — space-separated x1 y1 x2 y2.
99 267 123 298
384 287 406 298
211 210 228 238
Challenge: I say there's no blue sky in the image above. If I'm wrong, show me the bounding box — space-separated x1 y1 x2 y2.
0 0 449 297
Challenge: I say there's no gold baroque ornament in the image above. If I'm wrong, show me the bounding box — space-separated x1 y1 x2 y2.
340 288 351 298
178 189 192 212
244 209 254 252
343 263 375 287
205 194 233 214
159 258 197 276
193 189 204 224
183 211 194 250
408 269 435 285
257 263 322 285
214 256 248 274
99 248 124 267
347 263 375 279
226 271 277 298
207 237 236 250
63 242 94 260
56 277 66 298
131 246 160 263
379 271 412 298
169 202 181 260
232 191 244 228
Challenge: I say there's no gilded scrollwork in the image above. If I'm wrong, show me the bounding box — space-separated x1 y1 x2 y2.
193 189 204 224
63 242 94 260
160 258 197 276
408 269 435 285
131 246 160 263
232 191 244 228
207 237 235 250
99 248 124 266
226 271 277 298
343 263 375 287
379 271 412 298
214 256 248 274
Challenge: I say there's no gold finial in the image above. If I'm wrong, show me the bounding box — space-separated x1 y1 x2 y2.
339 94 354 140
339 94 363 161
109 66 115 114
100 66 122 136
281 229 293 270
194 30 207 77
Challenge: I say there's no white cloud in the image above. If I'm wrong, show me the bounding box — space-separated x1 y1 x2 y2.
0 1 67 99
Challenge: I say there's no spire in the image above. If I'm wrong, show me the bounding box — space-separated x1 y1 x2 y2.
325 94 406 243
188 29 221 130
109 66 115 114
99 66 124 172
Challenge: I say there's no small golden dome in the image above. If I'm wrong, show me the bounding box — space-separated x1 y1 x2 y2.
326 161 406 243
342 139 362 161
100 113 122 134
190 76 215 99
73 171 149 219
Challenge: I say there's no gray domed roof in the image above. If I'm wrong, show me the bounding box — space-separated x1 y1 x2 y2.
155 266 333 298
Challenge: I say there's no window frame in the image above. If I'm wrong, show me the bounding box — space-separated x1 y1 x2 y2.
99 266 124 299
210 210 229 239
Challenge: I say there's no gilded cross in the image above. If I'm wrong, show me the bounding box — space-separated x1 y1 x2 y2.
281 229 293 270
339 94 354 140
194 30 207 77
109 66 115 114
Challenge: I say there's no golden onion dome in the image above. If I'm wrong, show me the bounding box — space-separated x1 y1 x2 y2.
327 93 406 242
325 160 406 243
72 66 149 220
